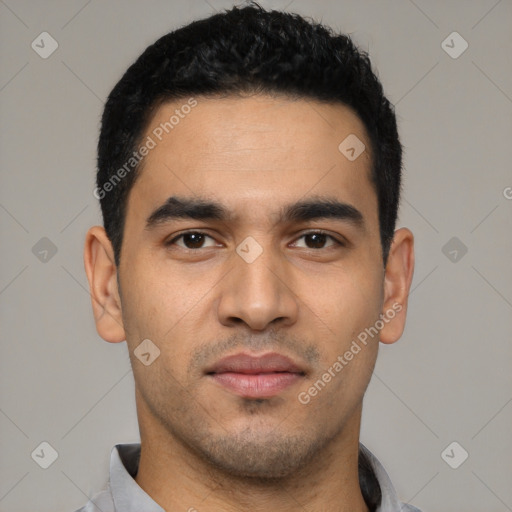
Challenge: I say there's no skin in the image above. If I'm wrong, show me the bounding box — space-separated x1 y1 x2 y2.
84 94 414 512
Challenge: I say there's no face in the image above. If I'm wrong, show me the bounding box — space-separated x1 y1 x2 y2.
108 95 389 478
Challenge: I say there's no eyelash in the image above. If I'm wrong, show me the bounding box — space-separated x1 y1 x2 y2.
165 230 345 250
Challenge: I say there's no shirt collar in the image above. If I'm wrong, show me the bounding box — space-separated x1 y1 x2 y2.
358 443 410 511
110 443 165 512
109 442 407 512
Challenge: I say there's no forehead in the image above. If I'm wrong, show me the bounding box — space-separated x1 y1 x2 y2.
128 94 377 228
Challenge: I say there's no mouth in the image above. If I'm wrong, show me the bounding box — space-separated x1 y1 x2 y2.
205 352 306 399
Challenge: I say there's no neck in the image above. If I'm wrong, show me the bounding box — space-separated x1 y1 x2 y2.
134 397 370 512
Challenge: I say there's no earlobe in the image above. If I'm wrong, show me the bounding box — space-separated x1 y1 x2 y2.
379 228 415 345
83 226 126 343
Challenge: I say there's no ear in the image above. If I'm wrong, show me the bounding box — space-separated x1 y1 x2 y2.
83 226 126 343
379 227 415 344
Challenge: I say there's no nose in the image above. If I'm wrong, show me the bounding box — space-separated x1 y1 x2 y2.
216 239 299 331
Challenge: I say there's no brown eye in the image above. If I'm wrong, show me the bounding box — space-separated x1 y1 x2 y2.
293 231 343 249
167 232 217 249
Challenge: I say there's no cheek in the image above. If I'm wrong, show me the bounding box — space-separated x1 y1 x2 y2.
309 263 383 339
118 259 176 361
120 265 208 378
296 339 378 424
121 251 183 321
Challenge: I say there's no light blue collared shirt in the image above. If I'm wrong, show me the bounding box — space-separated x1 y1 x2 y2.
75 442 421 511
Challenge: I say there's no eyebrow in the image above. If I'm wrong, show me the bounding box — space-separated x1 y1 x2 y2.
145 195 365 231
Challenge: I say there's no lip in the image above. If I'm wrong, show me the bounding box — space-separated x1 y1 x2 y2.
205 352 306 398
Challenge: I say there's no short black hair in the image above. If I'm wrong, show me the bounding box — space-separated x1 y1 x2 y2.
96 2 403 267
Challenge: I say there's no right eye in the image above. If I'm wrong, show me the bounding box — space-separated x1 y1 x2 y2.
165 231 219 250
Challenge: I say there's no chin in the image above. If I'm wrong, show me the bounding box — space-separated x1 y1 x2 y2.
192 429 325 480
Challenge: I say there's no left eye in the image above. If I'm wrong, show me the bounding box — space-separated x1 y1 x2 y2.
292 232 341 249
166 231 342 250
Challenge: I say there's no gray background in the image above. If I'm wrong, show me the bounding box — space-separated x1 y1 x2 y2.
1 0 511 511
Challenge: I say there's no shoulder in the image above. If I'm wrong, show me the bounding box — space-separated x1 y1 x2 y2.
359 443 423 512
72 487 114 512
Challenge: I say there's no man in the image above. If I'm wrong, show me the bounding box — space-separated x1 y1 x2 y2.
79 2 417 511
